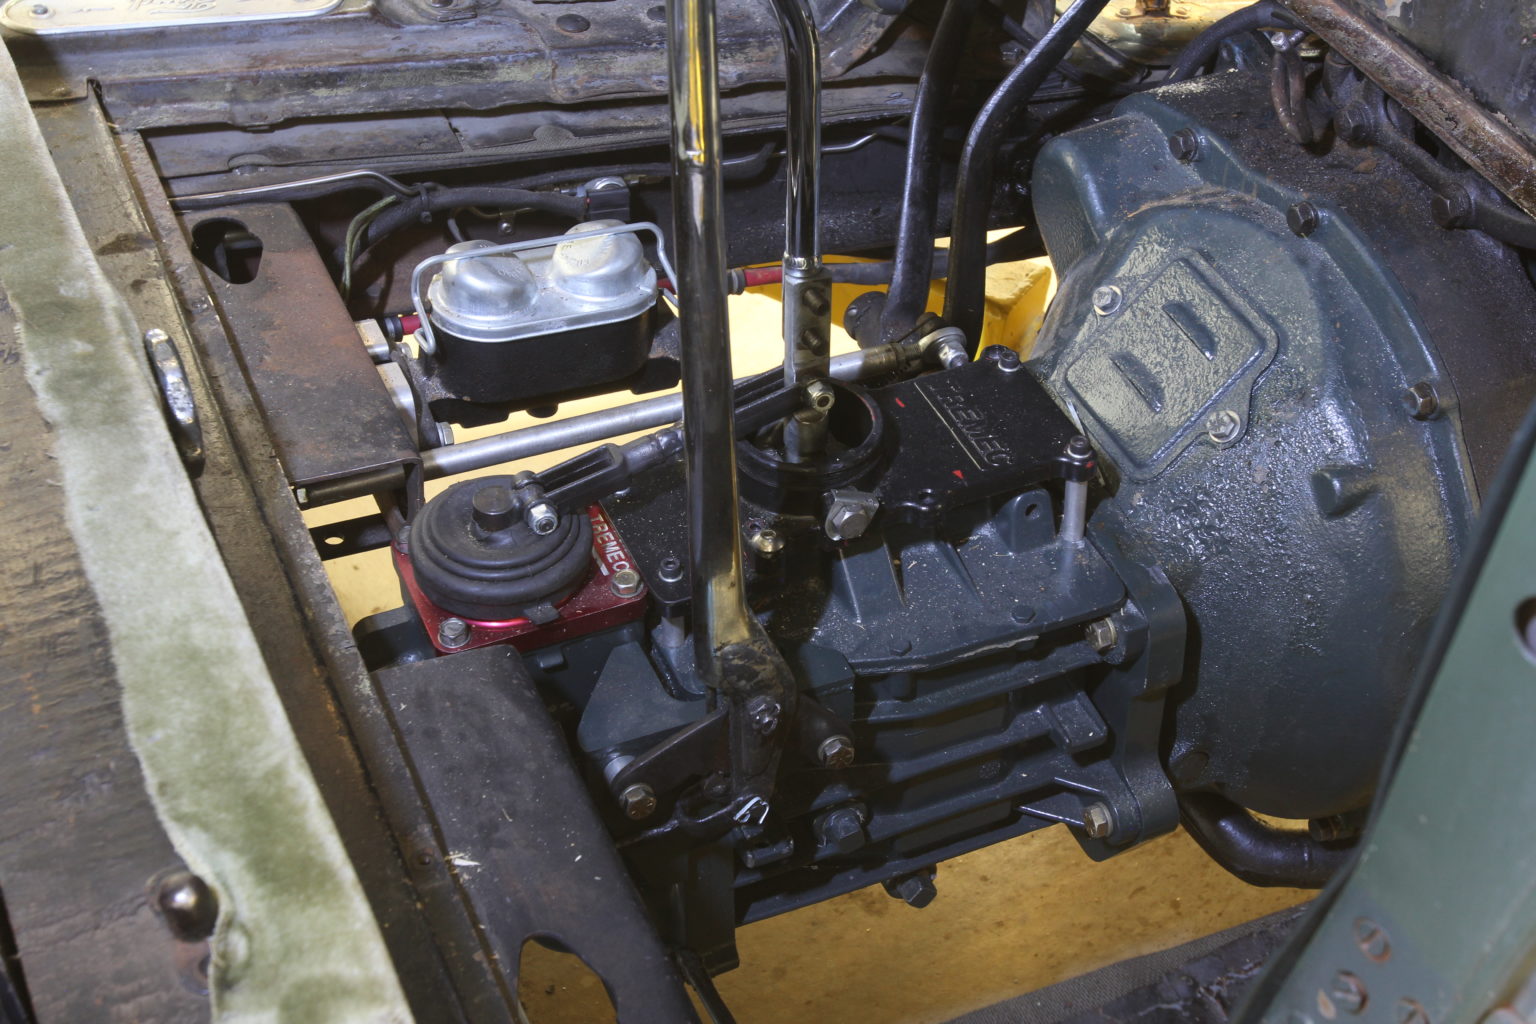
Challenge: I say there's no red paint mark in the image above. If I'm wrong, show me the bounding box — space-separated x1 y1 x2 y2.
952 469 965 480
894 397 906 408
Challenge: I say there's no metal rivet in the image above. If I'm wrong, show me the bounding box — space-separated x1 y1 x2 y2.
1353 917 1391 962
1328 971 1368 1015
1092 284 1123 316
1205 409 1242 444
28 3 52 15
1396 998 1429 1024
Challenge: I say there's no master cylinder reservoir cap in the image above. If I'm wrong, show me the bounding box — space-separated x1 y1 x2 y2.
551 219 652 300
425 240 538 343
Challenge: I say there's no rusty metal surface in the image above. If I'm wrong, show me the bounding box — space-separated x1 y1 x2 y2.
188 201 419 486
1280 0 1536 220
5 0 909 132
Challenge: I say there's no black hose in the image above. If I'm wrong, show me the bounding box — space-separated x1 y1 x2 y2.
351 186 587 261
943 0 1113 349
1164 0 1300 83
826 225 1044 285
878 0 983 346
1179 792 1353 888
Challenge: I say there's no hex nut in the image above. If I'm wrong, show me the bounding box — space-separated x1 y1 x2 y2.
610 568 644 598
1082 802 1113 839
620 783 656 820
746 695 781 735
1085 617 1118 654
525 502 559 536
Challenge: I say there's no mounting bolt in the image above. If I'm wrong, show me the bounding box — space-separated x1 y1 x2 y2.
816 805 868 855
1205 409 1242 444
28 3 51 15
1397 999 1430 1024
657 556 684 583
1334 104 1373 145
1085 617 1118 654
818 734 856 769
1082 802 1114 839
1091 284 1123 316
1327 971 1368 1015
1168 128 1201 162
524 502 559 536
1287 200 1323 237
882 868 938 908
154 870 218 942
620 783 656 820
824 489 880 542
610 568 643 598
438 617 470 649
1403 381 1440 420
745 695 781 735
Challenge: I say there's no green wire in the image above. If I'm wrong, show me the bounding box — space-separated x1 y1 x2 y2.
341 194 400 301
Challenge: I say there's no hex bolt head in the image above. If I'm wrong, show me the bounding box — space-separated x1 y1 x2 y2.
525 502 559 536
620 783 656 820
745 695 781 735
1334 104 1373 145
1403 381 1440 420
1082 802 1114 839
818 734 856 769
1168 128 1201 162
154 870 218 942
438 617 470 649
882 869 937 908
1085 617 1118 654
1205 409 1242 444
657 556 685 583
1287 201 1323 237
816 806 868 855
1327 971 1368 1015
610 568 643 598
1091 284 1124 316
828 504 872 541
471 484 516 533
1431 185 1475 229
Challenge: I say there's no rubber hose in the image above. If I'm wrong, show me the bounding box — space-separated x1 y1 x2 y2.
942 0 1113 349
351 186 587 260
878 0 984 346
1179 792 1353 888
1164 0 1299 83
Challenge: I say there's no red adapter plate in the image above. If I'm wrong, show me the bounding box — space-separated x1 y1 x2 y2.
396 505 647 654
